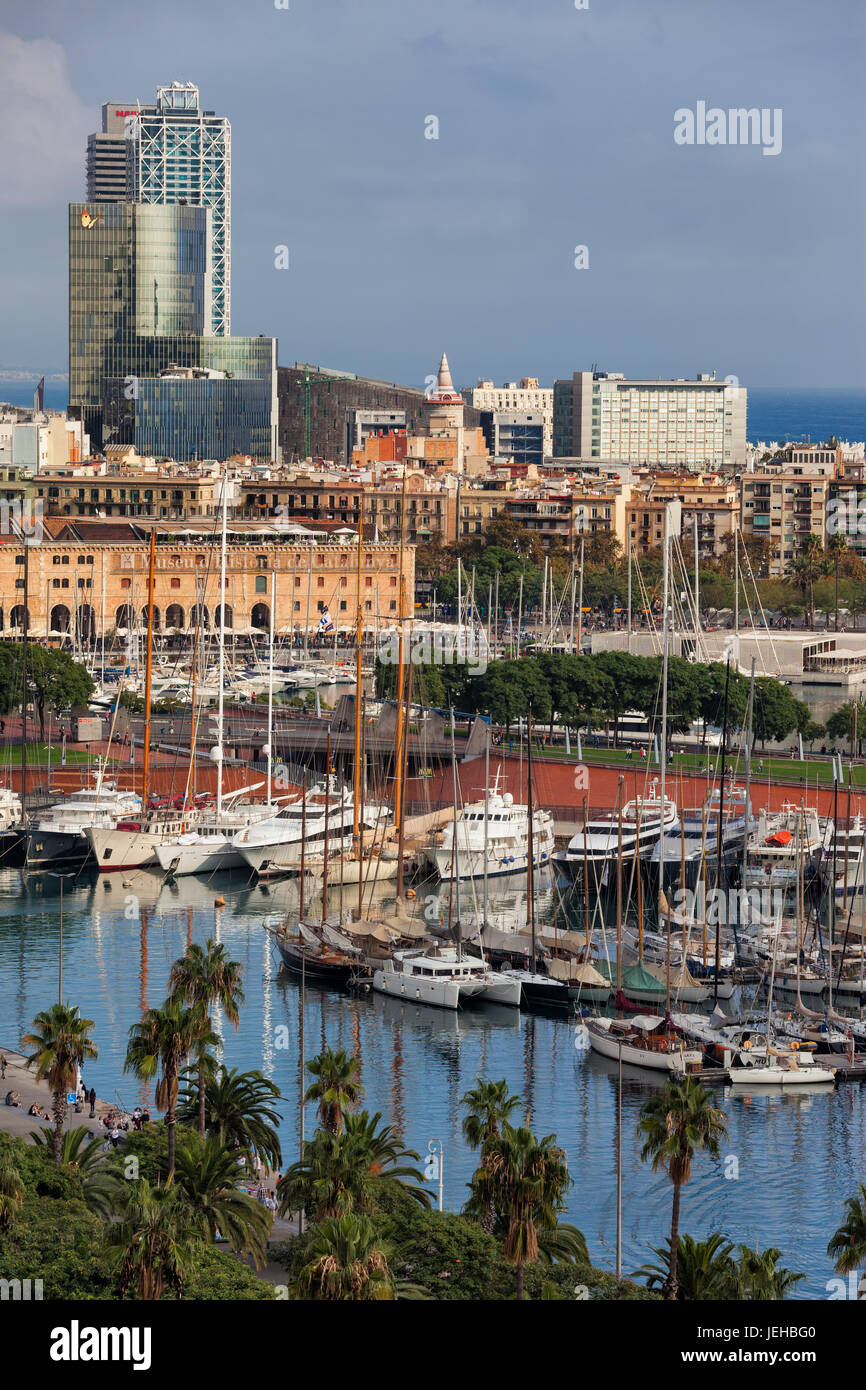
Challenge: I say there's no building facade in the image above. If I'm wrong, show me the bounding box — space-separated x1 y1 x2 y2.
553 370 747 470
0 531 412 639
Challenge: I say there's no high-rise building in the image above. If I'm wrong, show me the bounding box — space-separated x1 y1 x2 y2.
69 202 276 459
553 370 747 470
85 102 138 201
128 83 231 335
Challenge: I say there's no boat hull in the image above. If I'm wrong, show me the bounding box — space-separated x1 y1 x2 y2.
587 1021 703 1073
155 841 245 876
24 829 91 871
372 966 462 1010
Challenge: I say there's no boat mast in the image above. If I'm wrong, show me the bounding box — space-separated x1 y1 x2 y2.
393 466 408 835
576 537 585 656
615 773 624 999
396 659 413 900
267 569 275 810
659 505 671 1017
449 707 461 957
527 705 536 975
352 526 363 850
216 470 228 818
713 657 731 1005
142 527 156 808
321 730 330 927
20 540 28 820
482 715 490 934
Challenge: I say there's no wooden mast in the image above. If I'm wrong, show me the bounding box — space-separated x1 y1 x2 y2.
141 527 156 807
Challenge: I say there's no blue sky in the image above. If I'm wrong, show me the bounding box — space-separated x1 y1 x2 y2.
0 0 863 389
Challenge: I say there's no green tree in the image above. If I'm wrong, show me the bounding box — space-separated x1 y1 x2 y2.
304 1047 364 1135
179 1065 282 1174
292 1213 395 1300
636 1231 736 1300
279 1110 429 1223
124 997 210 1179
461 1079 522 1233
0 1142 25 1232
469 1121 571 1300
169 1131 271 1264
168 938 245 1137
0 645 95 741
786 535 831 629
827 1182 866 1297
731 1243 805 1299
29 1124 115 1216
106 1176 202 1300
638 1078 727 1301
21 1003 98 1164
828 532 851 632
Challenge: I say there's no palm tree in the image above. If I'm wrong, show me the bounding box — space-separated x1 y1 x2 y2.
169 1131 271 1265
471 1121 571 1300
786 535 831 630
0 1144 24 1232
30 1124 115 1216
21 1003 98 1164
638 1078 727 1301
461 1079 522 1233
732 1243 805 1300
636 1231 736 1300
828 532 849 631
106 1176 202 1300
279 1110 429 1223
304 1047 363 1134
179 1065 282 1174
828 1182 866 1297
292 1213 394 1300
168 939 245 1138
124 997 210 1178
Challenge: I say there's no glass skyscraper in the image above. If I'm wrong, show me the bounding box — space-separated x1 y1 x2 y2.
69 202 276 459
128 83 231 335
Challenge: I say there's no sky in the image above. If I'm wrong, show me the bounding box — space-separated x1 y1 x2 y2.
0 0 863 391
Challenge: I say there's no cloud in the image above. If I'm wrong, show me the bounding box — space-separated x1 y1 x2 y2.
0 32 91 207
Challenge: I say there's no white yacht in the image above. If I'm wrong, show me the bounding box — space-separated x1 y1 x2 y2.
232 778 392 876
0 786 22 832
372 946 521 1010
744 804 826 889
554 781 679 880
424 790 553 881
649 785 751 877
727 1041 835 1087
154 799 276 876
25 770 142 871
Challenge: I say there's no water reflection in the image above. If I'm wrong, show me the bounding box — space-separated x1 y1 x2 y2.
0 864 855 1297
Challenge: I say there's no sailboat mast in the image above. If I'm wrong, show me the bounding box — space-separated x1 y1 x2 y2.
352 528 363 847
142 527 156 807
267 569 275 810
321 731 330 925
482 716 490 934
713 658 731 1005
396 659 413 900
20 540 28 819
527 706 536 974
216 471 227 817
394 467 408 833
659 505 671 1017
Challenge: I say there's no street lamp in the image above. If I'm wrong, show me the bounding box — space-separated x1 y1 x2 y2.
46 871 77 1004
425 1138 444 1212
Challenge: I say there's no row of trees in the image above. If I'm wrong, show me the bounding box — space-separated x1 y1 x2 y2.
377 650 816 750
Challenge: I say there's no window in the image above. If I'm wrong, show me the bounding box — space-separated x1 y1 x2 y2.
255 575 267 593
121 578 131 589
170 577 180 589
317 576 324 588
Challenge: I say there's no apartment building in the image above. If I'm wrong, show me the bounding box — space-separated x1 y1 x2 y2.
741 464 831 575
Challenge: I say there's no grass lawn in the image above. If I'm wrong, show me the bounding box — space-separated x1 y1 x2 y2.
0 744 112 768
531 743 865 787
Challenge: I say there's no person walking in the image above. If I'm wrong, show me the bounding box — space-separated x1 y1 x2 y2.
88 1086 96 1119
0 1054 6 1081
